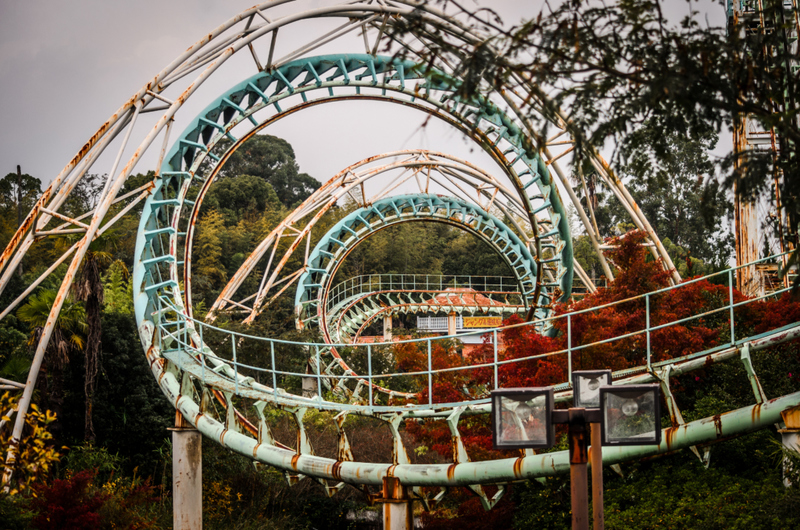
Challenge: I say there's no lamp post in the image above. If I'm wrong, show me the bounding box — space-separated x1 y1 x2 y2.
573 370 612 530
491 382 661 530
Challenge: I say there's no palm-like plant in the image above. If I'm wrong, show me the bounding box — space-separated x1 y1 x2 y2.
17 289 87 368
72 249 111 441
17 288 87 438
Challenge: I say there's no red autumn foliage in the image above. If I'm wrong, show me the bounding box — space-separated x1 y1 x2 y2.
399 231 800 464
31 468 159 530
395 231 800 527
419 487 515 530
561 231 721 370
32 470 107 530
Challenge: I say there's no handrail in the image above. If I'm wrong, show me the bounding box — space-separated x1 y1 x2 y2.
326 273 522 313
152 251 796 413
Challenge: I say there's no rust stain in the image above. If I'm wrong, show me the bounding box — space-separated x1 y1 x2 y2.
664 426 678 451
712 415 723 437
290 454 301 470
210 388 258 436
513 457 525 479
446 463 458 481
751 403 762 423
781 406 800 429
332 461 343 481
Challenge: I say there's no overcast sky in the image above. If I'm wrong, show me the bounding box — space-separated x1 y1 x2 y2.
0 0 728 186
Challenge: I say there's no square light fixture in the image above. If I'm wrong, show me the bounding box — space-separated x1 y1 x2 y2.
599 385 661 446
572 369 612 409
491 388 555 449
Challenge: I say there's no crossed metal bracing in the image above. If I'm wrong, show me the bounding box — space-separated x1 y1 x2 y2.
2 0 765 500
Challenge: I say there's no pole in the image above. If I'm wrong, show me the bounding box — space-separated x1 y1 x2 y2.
15 165 22 277
569 408 589 530
780 406 800 487
381 476 413 530
171 412 202 530
591 423 604 530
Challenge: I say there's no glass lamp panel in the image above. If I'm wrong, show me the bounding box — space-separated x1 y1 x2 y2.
602 388 659 445
573 370 611 408
491 388 554 449
497 394 549 446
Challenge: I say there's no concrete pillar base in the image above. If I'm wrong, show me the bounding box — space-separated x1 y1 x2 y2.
381 477 413 530
780 406 800 487
171 426 202 530
779 429 799 487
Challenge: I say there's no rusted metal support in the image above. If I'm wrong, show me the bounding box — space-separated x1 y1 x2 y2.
447 312 457 336
171 413 202 530
568 408 590 530
381 476 413 530
590 424 604 530
734 175 761 297
383 315 393 341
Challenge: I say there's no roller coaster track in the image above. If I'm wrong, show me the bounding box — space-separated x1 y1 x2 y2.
138 254 799 509
1 1 798 516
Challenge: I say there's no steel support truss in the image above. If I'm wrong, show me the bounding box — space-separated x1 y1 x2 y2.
0 0 705 501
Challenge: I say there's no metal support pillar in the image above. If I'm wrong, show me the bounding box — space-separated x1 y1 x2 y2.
171 413 202 530
780 406 800 487
447 312 457 336
590 423 604 530
569 408 589 530
381 476 413 530
302 363 316 397
383 315 393 341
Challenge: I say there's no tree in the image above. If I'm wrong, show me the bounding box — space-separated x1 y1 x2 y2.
616 121 733 268
16 289 86 438
192 209 227 303
101 261 132 315
214 135 319 207
72 248 111 442
0 171 41 225
204 173 284 226
395 0 800 259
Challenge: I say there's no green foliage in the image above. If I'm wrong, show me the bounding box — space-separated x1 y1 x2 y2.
0 315 29 379
86 312 173 474
0 171 42 250
17 289 87 363
0 392 62 496
101 260 133 315
201 439 366 530
62 443 123 485
204 173 284 226
338 221 515 279
193 209 228 299
601 446 800 530
214 135 319 207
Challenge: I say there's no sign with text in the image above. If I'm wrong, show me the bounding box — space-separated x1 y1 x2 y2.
462 316 502 328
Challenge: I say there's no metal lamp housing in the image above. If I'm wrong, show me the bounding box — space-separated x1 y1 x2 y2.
599 385 661 446
572 369 612 409
491 388 555 450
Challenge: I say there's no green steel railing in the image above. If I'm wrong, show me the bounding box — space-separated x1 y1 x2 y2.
326 274 522 313
154 252 795 414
